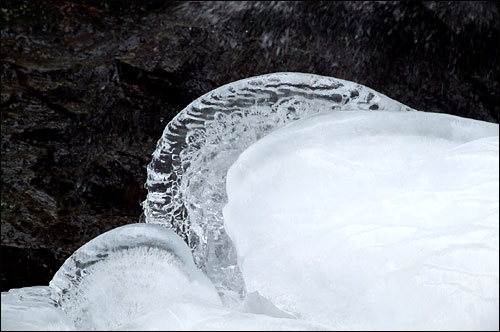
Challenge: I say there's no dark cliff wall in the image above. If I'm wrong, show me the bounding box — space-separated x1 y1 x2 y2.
1 0 498 290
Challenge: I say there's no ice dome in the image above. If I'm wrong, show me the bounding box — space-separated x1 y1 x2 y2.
51 223 222 330
224 110 499 330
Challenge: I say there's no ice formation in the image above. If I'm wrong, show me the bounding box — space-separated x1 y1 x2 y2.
2 224 222 330
1 223 329 331
224 110 499 330
143 72 414 298
2 73 499 330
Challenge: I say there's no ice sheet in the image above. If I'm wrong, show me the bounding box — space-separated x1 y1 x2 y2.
1 224 327 331
45 223 220 330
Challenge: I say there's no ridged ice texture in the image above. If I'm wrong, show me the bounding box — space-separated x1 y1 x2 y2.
143 72 414 296
49 223 221 330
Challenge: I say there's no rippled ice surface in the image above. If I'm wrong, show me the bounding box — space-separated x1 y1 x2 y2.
1 73 499 330
143 72 413 300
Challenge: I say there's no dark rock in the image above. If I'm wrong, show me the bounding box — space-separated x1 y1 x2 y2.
1 0 498 290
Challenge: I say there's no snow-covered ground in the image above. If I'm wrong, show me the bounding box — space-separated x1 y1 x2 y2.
2 74 498 330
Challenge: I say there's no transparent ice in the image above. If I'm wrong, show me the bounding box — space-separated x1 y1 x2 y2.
49 223 221 330
143 72 414 300
2 224 222 330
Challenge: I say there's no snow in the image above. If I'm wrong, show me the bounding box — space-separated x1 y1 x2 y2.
223 110 499 330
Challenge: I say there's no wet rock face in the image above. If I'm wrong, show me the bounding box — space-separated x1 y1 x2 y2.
1 1 498 290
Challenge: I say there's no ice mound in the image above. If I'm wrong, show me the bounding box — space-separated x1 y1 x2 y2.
116 301 329 331
223 110 499 330
1 224 221 331
143 72 414 298
1 223 331 331
49 223 221 330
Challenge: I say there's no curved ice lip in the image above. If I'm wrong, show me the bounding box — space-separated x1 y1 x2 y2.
49 223 217 309
142 72 416 298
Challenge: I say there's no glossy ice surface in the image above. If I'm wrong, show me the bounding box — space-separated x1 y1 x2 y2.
224 110 499 330
144 72 414 298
